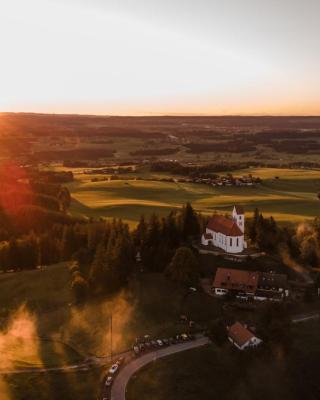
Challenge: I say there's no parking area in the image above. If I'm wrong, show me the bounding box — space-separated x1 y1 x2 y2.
101 332 197 400
132 332 196 357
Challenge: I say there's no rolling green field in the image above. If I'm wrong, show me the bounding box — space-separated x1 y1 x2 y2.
66 167 320 226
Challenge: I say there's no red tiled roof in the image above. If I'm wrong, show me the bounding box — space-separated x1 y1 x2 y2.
234 205 244 214
207 215 243 237
213 267 259 293
228 322 255 347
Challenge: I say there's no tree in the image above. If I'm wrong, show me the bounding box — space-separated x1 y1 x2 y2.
180 203 200 241
71 272 89 303
89 241 106 292
248 208 260 243
61 225 77 260
58 187 71 212
133 215 147 247
300 236 319 267
208 318 227 346
165 246 199 287
104 225 135 291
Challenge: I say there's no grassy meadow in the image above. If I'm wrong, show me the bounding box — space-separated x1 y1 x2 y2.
1 369 103 400
0 262 224 399
0 264 221 369
65 167 320 226
127 321 320 400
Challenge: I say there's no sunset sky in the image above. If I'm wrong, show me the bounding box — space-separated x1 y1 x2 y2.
0 0 319 115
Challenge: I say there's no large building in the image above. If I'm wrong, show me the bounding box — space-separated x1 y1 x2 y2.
201 205 247 253
212 267 289 301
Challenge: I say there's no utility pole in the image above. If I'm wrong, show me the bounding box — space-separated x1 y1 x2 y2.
110 313 113 362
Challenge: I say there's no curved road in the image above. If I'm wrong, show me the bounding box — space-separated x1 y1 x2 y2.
111 336 210 400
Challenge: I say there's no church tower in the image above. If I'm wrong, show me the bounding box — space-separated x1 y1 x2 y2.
232 205 245 233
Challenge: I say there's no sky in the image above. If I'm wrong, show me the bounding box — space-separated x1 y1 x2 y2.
0 0 319 115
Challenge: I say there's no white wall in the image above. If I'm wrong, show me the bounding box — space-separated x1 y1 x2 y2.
205 228 244 253
232 207 245 233
226 235 244 253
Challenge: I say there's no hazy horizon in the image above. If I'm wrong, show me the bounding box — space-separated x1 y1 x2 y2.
1 0 320 115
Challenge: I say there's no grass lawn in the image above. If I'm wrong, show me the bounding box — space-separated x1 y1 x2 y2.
1 369 103 400
66 168 320 226
0 266 222 399
0 266 222 364
127 320 320 400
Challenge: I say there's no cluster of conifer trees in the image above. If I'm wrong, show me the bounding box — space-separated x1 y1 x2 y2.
248 208 320 267
69 203 203 302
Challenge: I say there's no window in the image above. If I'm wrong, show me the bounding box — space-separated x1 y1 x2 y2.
237 238 239 246
230 238 232 246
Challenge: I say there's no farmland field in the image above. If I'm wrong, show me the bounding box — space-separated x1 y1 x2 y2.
66 167 320 226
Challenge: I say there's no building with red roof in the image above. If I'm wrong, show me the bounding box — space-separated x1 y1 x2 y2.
201 206 246 253
227 322 262 350
212 267 289 300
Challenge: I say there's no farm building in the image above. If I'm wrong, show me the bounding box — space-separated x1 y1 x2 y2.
201 206 247 253
227 322 262 350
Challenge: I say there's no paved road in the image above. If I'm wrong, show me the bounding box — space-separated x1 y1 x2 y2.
291 312 319 323
111 336 210 400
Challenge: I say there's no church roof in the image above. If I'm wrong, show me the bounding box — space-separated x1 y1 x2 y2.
207 215 243 237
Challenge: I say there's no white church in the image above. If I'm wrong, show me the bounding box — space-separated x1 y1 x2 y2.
201 205 247 254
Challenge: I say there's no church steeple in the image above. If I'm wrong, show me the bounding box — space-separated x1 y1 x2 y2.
232 205 245 233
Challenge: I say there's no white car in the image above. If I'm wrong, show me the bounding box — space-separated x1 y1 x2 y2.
109 364 119 374
156 339 163 346
105 376 113 386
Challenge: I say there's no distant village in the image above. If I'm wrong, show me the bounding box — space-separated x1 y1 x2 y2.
83 166 261 187
174 174 261 187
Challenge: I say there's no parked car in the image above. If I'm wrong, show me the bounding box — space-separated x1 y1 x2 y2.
156 339 163 346
105 376 113 386
109 364 119 374
181 333 189 341
145 341 152 349
151 340 158 348
139 343 145 351
189 287 197 292
162 338 169 345
133 345 140 355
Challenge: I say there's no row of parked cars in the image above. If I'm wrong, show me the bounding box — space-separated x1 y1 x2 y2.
102 356 124 400
132 333 195 355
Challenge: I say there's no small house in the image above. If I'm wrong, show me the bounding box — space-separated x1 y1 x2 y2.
227 322 262 350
